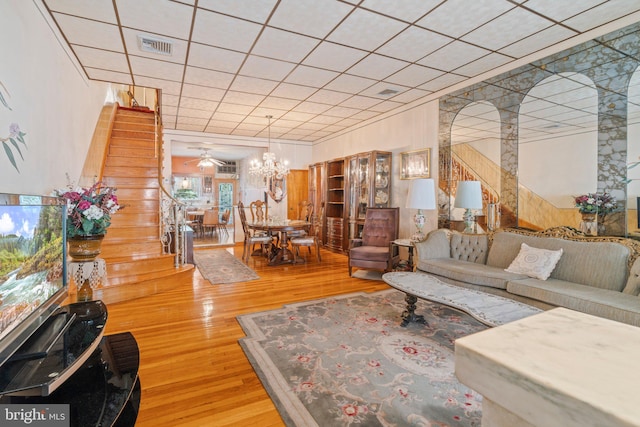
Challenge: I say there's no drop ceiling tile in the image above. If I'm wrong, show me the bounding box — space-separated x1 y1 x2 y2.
309 115 343 125
310 130 334 138
376 26 453 62
303 41 368 72
162 106 178 116
272 118 304 128
335 117 362 127
259 96 300 110
212 111 246 122
322 124 348 132
208 119 238 128
250 107 288 119
45 0 117 23
417 72 467 92
186 43 246 74
73 45 129 73
416 0 514 38
350 110 380 120
499 25 577 58
417 41 490 72
129 56 184 81
206 124 237 133
184 66 234 89
271 83 318 100
85 68 132 84
563 0 640 31
283 129 316 137
347 54 409 80
232 128 259 137
389 88 431 103
361 0 442 22
177 108 212 119
116 0 194 39
368 100 403 112
523 0 604 22
179 97 219 111
339 95 381 109
176 123 207 132
297 122 327 131
240 55 297 81
280 111 317 122
222 91 266 106
293 101 333 114
230 75 280 95
163 94 180 106
197 0 276 23
177 116 209 126
52 13 123 51
454 52 513 77
134 76 182 95
327 8 407 51
285 65 339 87
162 114 177 125
252 27 319 63
462 7 554 51
307 89 352 105
385 64 443 87
217 103 254 114
324 105 361 117
192 9 262 52
268 0 353 38
181 84 226 101
324 74 377 93
236 122 266 131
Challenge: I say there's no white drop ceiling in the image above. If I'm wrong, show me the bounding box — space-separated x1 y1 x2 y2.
41 0 640 157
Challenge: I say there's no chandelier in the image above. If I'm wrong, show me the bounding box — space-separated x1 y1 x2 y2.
249 115 290 179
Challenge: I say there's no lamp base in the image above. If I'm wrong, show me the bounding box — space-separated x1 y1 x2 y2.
412 210 426 241
410 231 426 242
463 208 476 233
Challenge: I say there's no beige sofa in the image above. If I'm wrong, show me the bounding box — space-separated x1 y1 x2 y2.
413 227 640 326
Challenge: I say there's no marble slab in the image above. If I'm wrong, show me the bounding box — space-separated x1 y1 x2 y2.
455 308 640 427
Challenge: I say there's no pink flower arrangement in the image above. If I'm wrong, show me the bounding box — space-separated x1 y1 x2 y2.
54 181 121 237
574 192 617 215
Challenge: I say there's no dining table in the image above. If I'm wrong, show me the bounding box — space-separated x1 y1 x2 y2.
247 219 311 266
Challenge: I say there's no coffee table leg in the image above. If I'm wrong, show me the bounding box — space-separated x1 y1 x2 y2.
401 293 427 327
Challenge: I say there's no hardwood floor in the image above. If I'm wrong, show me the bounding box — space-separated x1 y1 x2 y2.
103 244 390 426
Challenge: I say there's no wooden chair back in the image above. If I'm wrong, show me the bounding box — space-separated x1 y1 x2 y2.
249 200 266 222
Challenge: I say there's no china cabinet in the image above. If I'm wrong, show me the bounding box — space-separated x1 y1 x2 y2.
347 151 392 240
325 159 346 252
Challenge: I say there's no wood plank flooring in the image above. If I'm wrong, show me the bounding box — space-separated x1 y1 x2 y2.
103 244 390 426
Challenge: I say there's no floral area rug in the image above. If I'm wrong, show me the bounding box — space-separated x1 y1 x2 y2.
193 249 259 284
237 289 486 426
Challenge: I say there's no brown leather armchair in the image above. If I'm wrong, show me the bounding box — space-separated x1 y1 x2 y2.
348 207 400 277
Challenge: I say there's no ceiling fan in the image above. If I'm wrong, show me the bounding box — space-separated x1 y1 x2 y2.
183 147 225 168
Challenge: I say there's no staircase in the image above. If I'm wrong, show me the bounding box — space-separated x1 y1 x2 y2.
98 106 193 304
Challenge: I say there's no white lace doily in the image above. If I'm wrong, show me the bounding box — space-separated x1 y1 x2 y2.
68 258 107 288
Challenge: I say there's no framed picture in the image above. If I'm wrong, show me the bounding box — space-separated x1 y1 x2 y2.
400 149 430 179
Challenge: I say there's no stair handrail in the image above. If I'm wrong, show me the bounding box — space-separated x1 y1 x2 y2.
152 90 188 267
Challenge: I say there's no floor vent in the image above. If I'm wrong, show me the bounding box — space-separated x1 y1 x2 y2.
137 35 172 56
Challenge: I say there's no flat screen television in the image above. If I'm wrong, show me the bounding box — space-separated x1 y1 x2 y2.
0 193 67 368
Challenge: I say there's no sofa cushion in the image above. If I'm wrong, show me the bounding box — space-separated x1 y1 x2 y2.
349 245 389 262
505 243 563 280
506 279 640 326
418 258 529 290
450 233 488 264
487 231 629 291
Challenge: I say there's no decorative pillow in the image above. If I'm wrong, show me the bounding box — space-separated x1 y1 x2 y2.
505 243 563 280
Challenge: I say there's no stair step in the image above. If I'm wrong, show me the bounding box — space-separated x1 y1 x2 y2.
103 165 158 178
110 211 160 224
103 177 160 189
111 129 155 140
109 146 156 158
110 137 155 149
106 155 157 168
105 225 158 241
100 240 162 258
106 254 177 278
94 265 194 305
114 188 159 200
112 121 155 132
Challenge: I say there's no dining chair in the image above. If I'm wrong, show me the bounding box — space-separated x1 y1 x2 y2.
185 207 203 237
291 203 323 264
289 201 314 239
201 209 221 237
249 200 266 222
238 201 274 263
348 207 400 276
218 209 230 236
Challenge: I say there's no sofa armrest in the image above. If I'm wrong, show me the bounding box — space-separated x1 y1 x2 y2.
414 229 452 261
623 257 640 295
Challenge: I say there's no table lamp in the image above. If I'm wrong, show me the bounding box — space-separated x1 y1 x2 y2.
406 178 436 241
454 180 483 233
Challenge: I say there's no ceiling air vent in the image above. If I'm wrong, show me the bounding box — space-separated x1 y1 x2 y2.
137 35 172 56
377 88 399 96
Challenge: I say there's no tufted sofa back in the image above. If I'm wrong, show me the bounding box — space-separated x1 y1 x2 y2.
361 207 399 247
450 233 489 264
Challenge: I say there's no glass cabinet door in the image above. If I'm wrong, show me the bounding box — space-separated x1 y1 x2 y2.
373 152 391 207
348 156 358 219
357 156 370 219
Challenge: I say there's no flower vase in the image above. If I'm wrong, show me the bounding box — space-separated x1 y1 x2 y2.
579 213 597 236
68 234 105 261
597 217 606 236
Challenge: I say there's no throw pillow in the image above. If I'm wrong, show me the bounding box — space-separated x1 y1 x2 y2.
505 243 563 280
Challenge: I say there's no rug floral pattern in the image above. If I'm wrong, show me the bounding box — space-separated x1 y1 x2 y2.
193 249 259 284
238 290 486 426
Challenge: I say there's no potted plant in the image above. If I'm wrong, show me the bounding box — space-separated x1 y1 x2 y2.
55 181 121 261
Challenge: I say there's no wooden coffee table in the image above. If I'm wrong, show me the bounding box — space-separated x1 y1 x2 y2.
382 271 542 327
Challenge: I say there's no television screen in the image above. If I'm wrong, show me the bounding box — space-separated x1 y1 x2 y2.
0 194 67 366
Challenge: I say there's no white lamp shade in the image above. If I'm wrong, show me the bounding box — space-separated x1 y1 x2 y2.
454 181 483 209
406 178 436 209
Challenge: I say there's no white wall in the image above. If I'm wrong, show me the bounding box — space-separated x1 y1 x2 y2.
313 100 440 239
0 1 109 195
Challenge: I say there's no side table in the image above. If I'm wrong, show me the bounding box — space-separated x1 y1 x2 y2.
68 258 107 301
391 239 415 271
